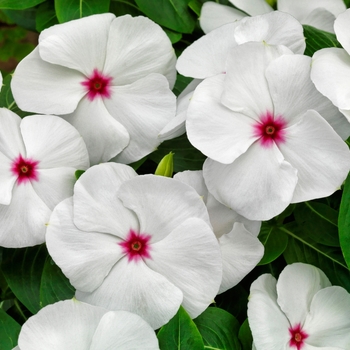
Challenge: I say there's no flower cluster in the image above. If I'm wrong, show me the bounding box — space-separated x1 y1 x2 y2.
2 1 350 349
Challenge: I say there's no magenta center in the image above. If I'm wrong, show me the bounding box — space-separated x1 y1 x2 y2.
81 69 112 101
252 111 287 147
11 154 39 184
119 229 152 262
289 323 308 350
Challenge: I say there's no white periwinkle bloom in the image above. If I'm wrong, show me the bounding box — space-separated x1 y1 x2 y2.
311 9 350 123
46 163 222 330
163 11 305 141
11 13 176 165
248 263 350 349
187 42 350 221
0 109 89 247
13 299 159 350
200 0 346 33
174 170 263 293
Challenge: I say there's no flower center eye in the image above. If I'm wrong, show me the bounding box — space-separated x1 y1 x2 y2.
20 165 29 173
131 241 142 251
289 323 308 350
81 69 112 101
94 82 102 90
294 332 302 343
265 125 275 135
119 229 152 262
11 154 39 185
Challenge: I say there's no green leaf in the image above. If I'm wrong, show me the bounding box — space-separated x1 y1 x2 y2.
339 172 350 269
194 307 241 350
109 0 143 17
55 0 111 23
2 245 48 314
294 201 340 247
134 0 196 33
188 0 202 17
257 222 288 265
0 0 45 10
150 134 206 172
282 222 350 292
157 306 204 350
303 25 342 57
163 27 182 44
0 309 21 350
75 169 85 180
2 8 37 31
40 256 75 308
36 1 58 32
172 74 193 96
238 319 253 350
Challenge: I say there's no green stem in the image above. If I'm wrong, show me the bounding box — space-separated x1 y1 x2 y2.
14 299 27 322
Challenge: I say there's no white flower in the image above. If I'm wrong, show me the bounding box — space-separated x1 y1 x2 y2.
311 9 350 123
46 163 222 329
13 299 159 350
200 0 346 33
174 170 263 293
248 263 350 350
11 13 177 165
186 42 350 220
0 109 89 247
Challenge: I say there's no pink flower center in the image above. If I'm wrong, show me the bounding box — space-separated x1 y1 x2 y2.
81 69 112 101
289 323 308 350
11 154 39 184
252 111 287 147
119 229 152 262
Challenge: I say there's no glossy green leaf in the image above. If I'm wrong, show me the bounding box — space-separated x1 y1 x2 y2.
0 309 21 350
172 74 193 96
3 8 37 31
134 0 196 33
150 134 206 172
257 222 288 265
75 169 85 180
303 25 342 57
0 0 45 9
157 306 204 350
188 0 202 17
163 28 182 44
36 1 58 32
2 245 48 314
40 256 75 308
194 307 241 350
339 172 350 269
294 201 340 247
109 0 143 17
55 0 110 23
282 222 350 292
238 319 253 350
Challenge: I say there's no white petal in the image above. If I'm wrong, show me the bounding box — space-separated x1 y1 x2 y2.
46 197 124 293
199 2 245 34
117 175 211 243
0 183 50 247
302 8 336 33
18 299 106 350
176 22 239 79
234 11 305 54
311 48 350 114
279 110 350 203
0 108 25 158
62 97 130 165
0 152 15 205
335 9 350 54
276 263 331 327
278 0 345 20
203 142 298 221
218 222 264 293
90 311 159 350
39 13 115 75
222 42 292 119
20 115 89 169
31 167 77 210
229 0 273 16
146 217 222 318
266 54 350 139
73 163 139 237
304 286 350 348
76 257 183 330
248 274 291 350
104 15 176 88
158 79 201 141
186 74 257 164
105 74 176 164
11 47 85 115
